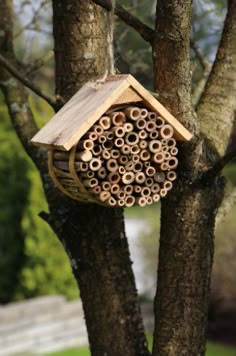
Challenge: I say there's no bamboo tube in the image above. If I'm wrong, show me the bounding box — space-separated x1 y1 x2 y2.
164 152 171 160
148 112 157 120
93 125 104 136
167 171 177 181
146 177 154 187
99 116 111 130
166 138 176 148
134 185 142 193
124 122 134 132
135 172 146 184
111 149 120 159
54 161 69 171
122 172 135 184
53 151 70 160
136 118 146 130
118 155 129 165
105 132 114 140
136 197 146 207
113 126 125 137
149 130 159 140
170 147 178 156
141 187 151 197
139 140 148 149
124 185 134 195
80 171 95 179
125 107 141 121
125 195 135 207
145 166 156 177
77 162 88 172
102 150 111 160
98 167 107 179
149 140 162 153
102 140 113 150
76 150 93 162
138 130 148 139
89 158 102 171
162 146 169 153
153 152 165 164
164 180 173 191
78 139 94 151
130 145 140 155
118 166 126 175
146 120 157 132
92 145 102 156
133 162 143 172
111 184 120 195
140 108 148 119
146 196 153 205
160 188 167 198
100 191 111 202
84 131 98 141
106 159 118 172
160 162 169 171
140 150 151 161
125 161 135 171
161 138 168 146
153 194 160 202
118 199 125 207
108 171 121 184
131 154 140 163
156 116 165 128
83 178 98 188
151 183 160 193
108 196 117 206
110 111 126 126
102 181 111 191
160 124 174 139
121 144 131 155
154 172 165 183
92 185 102 195
118 191 126 200
98 135 107 144
125 132 139 146
114 137 124 148
144 162 151 167
167 157 178 169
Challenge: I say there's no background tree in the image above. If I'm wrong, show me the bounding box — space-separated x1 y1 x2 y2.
0 1 236 356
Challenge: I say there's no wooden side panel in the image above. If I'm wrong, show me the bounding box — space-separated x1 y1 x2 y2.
31 75 130 150
114 87 142 105
127 75 193 141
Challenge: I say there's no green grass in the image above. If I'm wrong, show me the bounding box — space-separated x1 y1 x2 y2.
46 342 236 356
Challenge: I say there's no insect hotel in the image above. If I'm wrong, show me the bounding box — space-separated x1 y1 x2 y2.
31 75 192 208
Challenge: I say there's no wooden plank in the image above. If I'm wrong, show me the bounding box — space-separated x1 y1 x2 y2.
127 75 193 141
31 75 130 151
114 87 142 105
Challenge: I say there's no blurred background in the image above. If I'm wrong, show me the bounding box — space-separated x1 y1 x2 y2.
0 0 236 355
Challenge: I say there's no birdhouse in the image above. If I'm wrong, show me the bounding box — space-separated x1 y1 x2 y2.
31 75 192 207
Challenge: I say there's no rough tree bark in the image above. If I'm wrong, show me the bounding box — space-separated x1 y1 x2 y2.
0 0 236 356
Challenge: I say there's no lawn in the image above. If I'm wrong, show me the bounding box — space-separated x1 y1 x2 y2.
46 342 236 356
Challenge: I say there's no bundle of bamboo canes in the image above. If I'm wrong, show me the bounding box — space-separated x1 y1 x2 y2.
51 105 178 207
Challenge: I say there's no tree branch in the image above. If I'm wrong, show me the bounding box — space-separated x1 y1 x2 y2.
190 39 211 71
202 148 236 181
92 0 155 43
216 187 236 228
192 64 212 107
197 1 236 155
0 53 61 109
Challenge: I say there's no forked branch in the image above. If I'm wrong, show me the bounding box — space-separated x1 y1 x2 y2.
92 0 155 43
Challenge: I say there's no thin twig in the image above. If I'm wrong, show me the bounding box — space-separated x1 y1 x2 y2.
202 148 236 181
0 53 62 109
92 0 155 43
190 39 211 71
216 188 236 229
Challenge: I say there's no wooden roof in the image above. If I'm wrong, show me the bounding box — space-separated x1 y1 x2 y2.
31 74 193 151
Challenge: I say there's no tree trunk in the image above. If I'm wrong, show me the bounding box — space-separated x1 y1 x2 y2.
45 1 150 355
